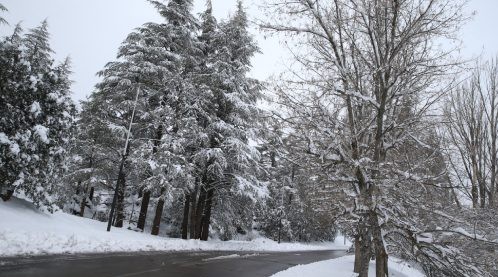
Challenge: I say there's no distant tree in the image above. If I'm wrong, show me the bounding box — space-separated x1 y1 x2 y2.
257 122 338 243
64 99 116 218
445 59 498 209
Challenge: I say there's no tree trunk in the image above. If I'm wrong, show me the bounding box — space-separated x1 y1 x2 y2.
181 193 190 239
452 187 462 209
479 187 486 208
200 188 214 241
490 165 496 207
357 214 372 277
189 184 198 239
376 251 389 277
354 235 361 273
151 187 166 236
371 212 388 277
89 186 94 201
114 169 126 228
137 189 151 231
79 193 87 217
478 174 486 208
107 154 127 232
471 158 480 208
194 186 207 239
136 124 163 231
277 216 282 244
471 185 478 208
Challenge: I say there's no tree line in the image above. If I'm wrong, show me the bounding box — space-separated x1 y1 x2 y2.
1 0 498 276
262 0 498 276
0 0 334 243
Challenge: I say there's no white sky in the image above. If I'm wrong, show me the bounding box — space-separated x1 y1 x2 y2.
1 0 497 102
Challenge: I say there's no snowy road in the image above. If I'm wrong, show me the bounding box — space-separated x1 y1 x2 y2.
0 250 346 277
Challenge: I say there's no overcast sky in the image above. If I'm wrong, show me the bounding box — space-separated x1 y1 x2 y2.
1 0 497 103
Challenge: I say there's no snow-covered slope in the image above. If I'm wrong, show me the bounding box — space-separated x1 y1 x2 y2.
270 255 425 277
0 198 349 257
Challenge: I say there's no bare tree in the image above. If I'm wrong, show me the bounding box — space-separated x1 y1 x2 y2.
445 72 487 208
479 60 498 207
261 0 481 276
446 59 498 209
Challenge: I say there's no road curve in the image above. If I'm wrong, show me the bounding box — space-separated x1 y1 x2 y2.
0 250 346 277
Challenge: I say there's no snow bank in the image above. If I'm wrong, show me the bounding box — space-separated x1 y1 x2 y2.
270 255 425 277
202 253 264 261
0 198 349 257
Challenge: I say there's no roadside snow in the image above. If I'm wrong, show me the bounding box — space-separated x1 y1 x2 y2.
0 198 349 257
202 253 264 261
270 255 425 277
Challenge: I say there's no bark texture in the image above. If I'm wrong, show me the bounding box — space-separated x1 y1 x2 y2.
151 187 166 236
137 189 151 231
181 193 190 239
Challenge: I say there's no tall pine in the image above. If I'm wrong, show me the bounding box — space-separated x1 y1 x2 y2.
76 0 201 232
186 1 264 240
0 21 75 210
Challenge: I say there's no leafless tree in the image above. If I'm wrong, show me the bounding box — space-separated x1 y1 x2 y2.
446 59 498 209
260 0 490 276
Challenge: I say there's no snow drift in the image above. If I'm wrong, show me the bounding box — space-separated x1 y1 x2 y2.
270 255 425 277
0 198 349 257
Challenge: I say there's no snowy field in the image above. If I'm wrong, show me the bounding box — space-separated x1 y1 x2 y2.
0 198 349 257
270 255 425 277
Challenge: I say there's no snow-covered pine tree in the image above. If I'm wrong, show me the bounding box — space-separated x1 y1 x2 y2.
64 99 114 218
209 1 265 240
76 0 202 234
140 0 202 236
185 1 265 241
169 0 219 240
0 24 27 201
0 21 75 210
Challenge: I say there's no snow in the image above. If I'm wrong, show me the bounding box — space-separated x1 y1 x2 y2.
0 198 349 257
270 255 426 277
0 132 10 145
33 125 50 143
29 75 38 90
0 132 20 155
30 101 42 117
202 253 264 261
451 227 482 239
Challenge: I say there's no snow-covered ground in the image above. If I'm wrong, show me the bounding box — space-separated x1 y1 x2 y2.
270 255 425 277
0 198 349 257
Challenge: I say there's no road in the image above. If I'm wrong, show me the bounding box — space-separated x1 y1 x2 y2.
0 250 346 277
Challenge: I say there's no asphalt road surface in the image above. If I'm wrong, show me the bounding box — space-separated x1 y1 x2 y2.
0 250 346 277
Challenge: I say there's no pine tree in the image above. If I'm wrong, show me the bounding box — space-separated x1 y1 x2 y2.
0 21 75 210
185 1 264 241
141 0 201 235
77 0 202 233
0 24 27 201
64 100 111 217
